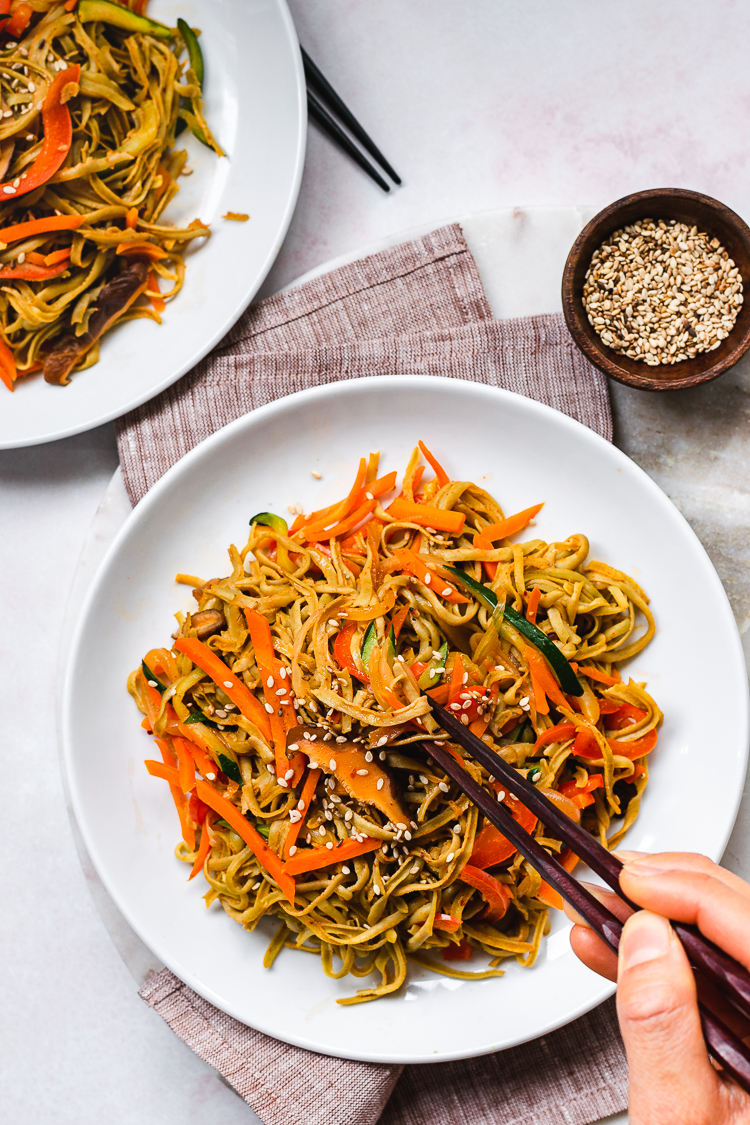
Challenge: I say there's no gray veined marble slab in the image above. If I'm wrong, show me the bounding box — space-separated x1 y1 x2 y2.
59 206 750 1125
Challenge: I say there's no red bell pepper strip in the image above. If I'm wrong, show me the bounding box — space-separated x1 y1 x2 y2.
460 865 513 923
608 729 658 759
604 703 648 732
6 2 32 38
244 609 304 785
195 779 296 903
418 440 450 487
443 937 473 961
525 586 541 624
187 791 210 825
433 913 461 933
560 774 604 808
449 652 464 700
188 811 216 880
447 684 493 725
173 636 272 742
572 727 602 760
284 836 380 876
0 259 71 280
469 793 538 869
390 603 410 640
0 66 81 200
425 682 451 705
387 498 465 534
284 768 321 858
333 621 368 684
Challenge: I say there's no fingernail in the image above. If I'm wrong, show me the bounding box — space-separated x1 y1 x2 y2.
620 911 671 974
622 858 672 876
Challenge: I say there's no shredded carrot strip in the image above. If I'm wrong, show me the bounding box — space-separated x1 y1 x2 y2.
195 779 296 903
449 652 464 700
244 609 304 784
284 768 321 858
284 836 380 876
125 207 139 230
525 586 541 624
392 547 469 604
481 503 544 541
144 760 196 849
387 498 465 533
189 812 217 880
418 440 450 487
177 729 218 780
173 638 272 741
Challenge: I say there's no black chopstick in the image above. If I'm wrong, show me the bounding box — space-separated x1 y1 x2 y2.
432 700 750 1025
301 48 401 186
306 89 390 193
422 733 750 1095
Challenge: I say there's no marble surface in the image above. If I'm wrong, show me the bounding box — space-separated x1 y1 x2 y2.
4 1 750 1120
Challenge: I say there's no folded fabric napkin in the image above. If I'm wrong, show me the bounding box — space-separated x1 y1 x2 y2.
118 223 625 1124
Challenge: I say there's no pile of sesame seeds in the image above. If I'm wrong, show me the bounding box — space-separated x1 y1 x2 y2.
582 219 744 365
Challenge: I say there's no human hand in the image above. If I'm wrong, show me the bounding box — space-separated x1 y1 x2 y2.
566 851 750 1124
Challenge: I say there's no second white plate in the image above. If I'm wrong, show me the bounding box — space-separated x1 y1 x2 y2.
62 375 749 1063
0 0 306 449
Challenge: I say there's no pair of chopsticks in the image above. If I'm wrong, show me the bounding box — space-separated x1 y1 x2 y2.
426 700 750 1093
301 48 401 193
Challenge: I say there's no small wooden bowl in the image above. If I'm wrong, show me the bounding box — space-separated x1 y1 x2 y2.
561 188 750 391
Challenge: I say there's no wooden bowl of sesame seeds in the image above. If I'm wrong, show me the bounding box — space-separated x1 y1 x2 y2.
562 187 750 391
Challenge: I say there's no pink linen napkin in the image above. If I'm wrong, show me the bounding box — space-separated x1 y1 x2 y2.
117 223 625 1124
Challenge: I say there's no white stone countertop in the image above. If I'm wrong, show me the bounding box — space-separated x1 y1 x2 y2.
3 1 750 1121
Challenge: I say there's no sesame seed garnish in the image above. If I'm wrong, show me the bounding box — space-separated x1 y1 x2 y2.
288 742 299 751
356 768 369 776
344 810 353 821
497 790 506 801
460 715 469 725
284 768 294 780
264 703 274 713
336 735 347 743
438 781 449 793
147 679 157 687
277 778 288 788
446 852 454 862
266 675 274 688
396 821 407 830
275 688 286 696
318 826 326 836
373 884 381 895
441 588 452 597
376 778 384 790
342 865 350 874
364 751 373 762
423 572 431 585
308 760 319 768
329 759 337 770
206 772 216 781
252 881 261 890
379 751 386 760
288 846 297 856
365 491 374 500
462 672 469 684
311 470 322 478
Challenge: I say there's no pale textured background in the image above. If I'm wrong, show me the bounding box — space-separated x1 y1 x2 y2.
3 1 750 1120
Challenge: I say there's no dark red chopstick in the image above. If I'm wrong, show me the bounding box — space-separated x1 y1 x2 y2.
422 733 750 1095
432 700 750 1025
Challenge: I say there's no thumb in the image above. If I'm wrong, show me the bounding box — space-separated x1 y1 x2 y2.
617 910 720 1124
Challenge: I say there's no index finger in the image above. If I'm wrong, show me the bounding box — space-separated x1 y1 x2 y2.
620 856 750 974
618 851 750 903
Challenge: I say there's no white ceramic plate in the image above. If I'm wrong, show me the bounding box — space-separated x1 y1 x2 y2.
0 0 305 450
62 376 749 1063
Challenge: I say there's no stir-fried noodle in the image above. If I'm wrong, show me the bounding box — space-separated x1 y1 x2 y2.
129 444 661 1003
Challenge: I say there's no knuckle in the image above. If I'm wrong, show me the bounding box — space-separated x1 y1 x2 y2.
618 979 690 1032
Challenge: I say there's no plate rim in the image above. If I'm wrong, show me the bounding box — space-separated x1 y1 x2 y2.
61 374 750 1062
0 0 307 451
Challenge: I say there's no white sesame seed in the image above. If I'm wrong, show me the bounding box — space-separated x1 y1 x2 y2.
289 810 301 823
441 588 452 597
356 769 369 776
308 733 317 741
462 672 469 684
311 470 321 478
373 884 381 894
308 760 319 768
329 759 337 770
252 881 261 890
342 865 350 874
449 703 461 711
438 781 449 793
423 572 431 585
318 826 326 836
266 675 274 688
284 768 294 781
277 778 288 788
411 864 420 873
377 735 388 746
379 751 387 760
446 852 455 862
344 810 353 821
288 742 299 751
27 81 35 92
206 771 216 780
364 751 373 762
297 798 305 811
366 491 374 500
2 186 15 194
326 841 334 850
497 790 506 801
336 735 347 743
263 702 274 713
404 830 412 840
288 846 297 856
396 821 407 830
460 715 469 725
275 688 286 696
279 667 287 679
